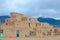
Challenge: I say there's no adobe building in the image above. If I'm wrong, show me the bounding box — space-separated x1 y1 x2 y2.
0 12 59 38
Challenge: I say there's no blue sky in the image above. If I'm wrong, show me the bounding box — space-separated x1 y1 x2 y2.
0 0 60 19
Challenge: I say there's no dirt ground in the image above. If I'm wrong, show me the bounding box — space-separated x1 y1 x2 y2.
0 36 60 40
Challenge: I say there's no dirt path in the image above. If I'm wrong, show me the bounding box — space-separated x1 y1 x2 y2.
0 36 60 40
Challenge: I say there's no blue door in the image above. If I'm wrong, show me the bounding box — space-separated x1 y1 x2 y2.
0 30 4 38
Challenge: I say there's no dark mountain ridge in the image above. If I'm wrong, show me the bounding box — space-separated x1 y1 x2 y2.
0 16 10 23
37 17 60 27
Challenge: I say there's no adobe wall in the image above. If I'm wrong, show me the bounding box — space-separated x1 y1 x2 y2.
0 12 55 38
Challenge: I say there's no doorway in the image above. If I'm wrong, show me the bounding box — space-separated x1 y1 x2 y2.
16 30 19 37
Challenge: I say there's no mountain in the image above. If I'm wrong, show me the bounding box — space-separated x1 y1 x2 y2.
0 16 10 23
37 17 60 27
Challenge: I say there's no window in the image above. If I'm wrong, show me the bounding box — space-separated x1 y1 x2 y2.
36 24 37 26
11 29 14 32
7 20 8 22
42 24 44 26
39 30 42 33
46 31 51 36
50 29 52 32
30 31 35 36
29 18 31 21
6 23 8 25
0 30 3 33
37 23 41 26
29 23 30 27
17 24 18 26
43 32 45 36
22 17 27 21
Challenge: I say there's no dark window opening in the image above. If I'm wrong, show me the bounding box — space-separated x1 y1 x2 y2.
30 31 35 36
11 29 14 32
17 34 19 37
6 23 8 25
29 23 30 27
29 18 31 21
0 30 3 33
22 17 27 21
36 24 37 26
7 20 8 22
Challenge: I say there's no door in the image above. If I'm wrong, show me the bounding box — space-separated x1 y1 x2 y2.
16 30 19 37
0 30 4 38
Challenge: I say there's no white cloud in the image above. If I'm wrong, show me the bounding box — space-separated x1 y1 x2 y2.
0 0 60 19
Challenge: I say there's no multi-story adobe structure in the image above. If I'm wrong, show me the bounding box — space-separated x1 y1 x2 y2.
0 12 60 38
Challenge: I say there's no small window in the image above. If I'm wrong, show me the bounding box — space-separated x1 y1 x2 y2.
7 20 8 22
11 29 14 32
6 23 8 25
42 24 44 26
29 23 30 27
22 17 27 21
17 24 18 26
39 30 42 33
36 24 37 26
0 30 3 33
50 29 52 32
30 31 35 36
29 18 31 21
37 23 41 26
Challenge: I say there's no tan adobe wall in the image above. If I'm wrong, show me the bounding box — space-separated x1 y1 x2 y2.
0 12 56 38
